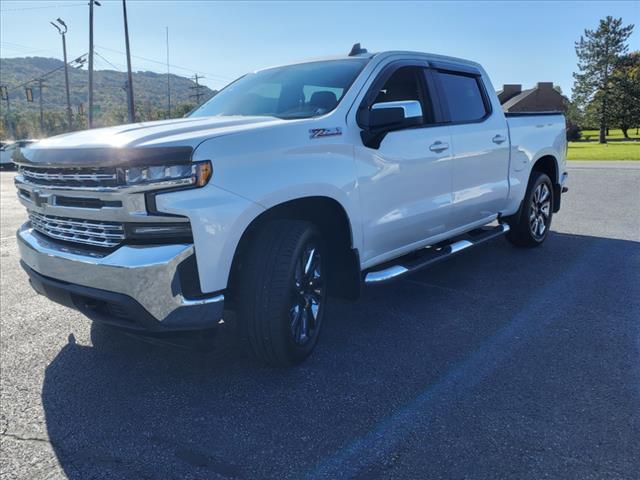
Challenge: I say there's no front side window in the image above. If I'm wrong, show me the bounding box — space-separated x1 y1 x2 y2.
372 66 435 124
437 71 488 122
190 59 368 120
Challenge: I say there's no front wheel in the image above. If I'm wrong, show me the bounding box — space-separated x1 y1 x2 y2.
506 171 554 247
236 220 327 366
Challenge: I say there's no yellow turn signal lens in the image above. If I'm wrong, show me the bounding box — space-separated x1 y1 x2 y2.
194 161 212 187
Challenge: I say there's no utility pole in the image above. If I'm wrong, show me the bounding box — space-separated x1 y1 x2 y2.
36 79 46 134
166 26 171 118
189 74 205 105
88 1 101 128
51 19 73 129
122 0 135 123
1 85 14 139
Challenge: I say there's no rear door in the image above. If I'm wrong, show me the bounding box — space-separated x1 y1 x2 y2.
354 62 454 264
433 66 510 228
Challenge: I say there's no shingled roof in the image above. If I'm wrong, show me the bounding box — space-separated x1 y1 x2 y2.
498 82 567 112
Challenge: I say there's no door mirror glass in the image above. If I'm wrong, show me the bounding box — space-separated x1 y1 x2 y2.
369 100 423 130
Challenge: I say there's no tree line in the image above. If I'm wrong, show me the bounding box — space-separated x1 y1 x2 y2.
0 102 195 140
570 16 639 142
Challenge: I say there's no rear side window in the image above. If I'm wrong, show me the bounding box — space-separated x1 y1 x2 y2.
437 72 488 122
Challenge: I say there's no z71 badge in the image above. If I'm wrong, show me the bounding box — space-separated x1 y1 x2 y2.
309 127 342 139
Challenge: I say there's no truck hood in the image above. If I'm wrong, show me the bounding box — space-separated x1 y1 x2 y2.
17 116 286 167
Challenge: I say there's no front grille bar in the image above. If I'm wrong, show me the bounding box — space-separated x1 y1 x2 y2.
29 211 125 248
21 169 117 182
19 166 119 188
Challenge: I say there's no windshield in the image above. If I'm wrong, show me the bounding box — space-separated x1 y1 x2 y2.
189 59 368 120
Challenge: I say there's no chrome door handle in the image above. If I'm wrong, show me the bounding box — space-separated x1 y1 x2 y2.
429 141 449 153
492 134 507 145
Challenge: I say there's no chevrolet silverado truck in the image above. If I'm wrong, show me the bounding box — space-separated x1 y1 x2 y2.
14 46 568 366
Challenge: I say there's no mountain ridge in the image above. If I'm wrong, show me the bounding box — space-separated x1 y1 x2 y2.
0 56 216 130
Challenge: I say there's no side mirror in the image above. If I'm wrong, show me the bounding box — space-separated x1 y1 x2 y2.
368 100 423 130
360 100 423 149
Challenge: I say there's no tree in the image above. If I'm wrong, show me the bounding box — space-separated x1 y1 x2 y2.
572 16 634 143
608 52 640 138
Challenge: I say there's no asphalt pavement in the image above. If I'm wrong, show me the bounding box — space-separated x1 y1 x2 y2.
1 161 639 479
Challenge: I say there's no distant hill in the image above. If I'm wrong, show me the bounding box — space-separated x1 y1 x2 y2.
0 56 216 134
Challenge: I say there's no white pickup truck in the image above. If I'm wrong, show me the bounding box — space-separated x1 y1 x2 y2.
14 46 568 365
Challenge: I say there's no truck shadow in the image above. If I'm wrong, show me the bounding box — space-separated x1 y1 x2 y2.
40 232 640 479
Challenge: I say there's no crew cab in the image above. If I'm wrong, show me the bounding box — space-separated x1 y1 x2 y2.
14 46 568 366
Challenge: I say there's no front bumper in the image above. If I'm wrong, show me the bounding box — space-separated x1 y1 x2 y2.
17 224 224 331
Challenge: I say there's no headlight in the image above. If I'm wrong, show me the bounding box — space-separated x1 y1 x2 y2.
120 160 212 188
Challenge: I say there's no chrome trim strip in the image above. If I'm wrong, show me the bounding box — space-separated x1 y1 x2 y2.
364 265 409 284
15 174 194 193
372 100 423 119
449 240 473 254
15 178 185 223
17 225 220 322
179 294 224 306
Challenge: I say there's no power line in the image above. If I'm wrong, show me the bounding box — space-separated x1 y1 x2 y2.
0 3 86 13
94 44 234 82
0 41 59 56
94 51 122 71
4 53 88 92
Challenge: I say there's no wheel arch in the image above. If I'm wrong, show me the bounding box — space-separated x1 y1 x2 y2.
531 154 561 212
228 196 361 303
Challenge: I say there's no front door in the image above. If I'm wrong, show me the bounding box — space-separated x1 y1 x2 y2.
354 65 454 265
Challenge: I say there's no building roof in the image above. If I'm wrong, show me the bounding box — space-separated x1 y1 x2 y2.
501 88 536 110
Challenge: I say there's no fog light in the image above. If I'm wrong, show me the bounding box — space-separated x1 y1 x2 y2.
125 222 193 242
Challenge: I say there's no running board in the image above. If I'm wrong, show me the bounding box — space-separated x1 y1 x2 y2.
364 223 510 285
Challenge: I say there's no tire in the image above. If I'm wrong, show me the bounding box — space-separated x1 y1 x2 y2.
236 220 327 366
506 171 554 248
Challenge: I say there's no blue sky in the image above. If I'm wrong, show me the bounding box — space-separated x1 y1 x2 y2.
1 0 638 95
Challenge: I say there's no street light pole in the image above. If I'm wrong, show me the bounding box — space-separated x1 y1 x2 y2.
51 19 73 129
88 1 101 128
122 0 135 123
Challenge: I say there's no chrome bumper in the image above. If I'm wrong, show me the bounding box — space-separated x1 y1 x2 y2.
17 224 224 327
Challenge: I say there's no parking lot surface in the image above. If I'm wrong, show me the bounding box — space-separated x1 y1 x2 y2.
1 161 639 479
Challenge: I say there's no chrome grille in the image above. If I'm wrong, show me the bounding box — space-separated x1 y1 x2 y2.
29 211 125 248
19 166 118 188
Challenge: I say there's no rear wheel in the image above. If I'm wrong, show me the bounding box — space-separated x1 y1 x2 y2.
506 171 554 247
236 220 327 366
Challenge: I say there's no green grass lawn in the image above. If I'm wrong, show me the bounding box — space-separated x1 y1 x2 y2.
567 128 639 160
578 128 640 141
567 141 639 160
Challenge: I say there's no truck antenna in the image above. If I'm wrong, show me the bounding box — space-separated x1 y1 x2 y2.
348 43 367 56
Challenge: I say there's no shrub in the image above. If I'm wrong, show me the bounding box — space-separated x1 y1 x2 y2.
566 124 582 141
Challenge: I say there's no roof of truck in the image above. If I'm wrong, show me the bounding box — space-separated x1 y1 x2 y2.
373 50 482 67
256 50 483 74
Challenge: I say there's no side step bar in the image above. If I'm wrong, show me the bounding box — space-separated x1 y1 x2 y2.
364 223 510 285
